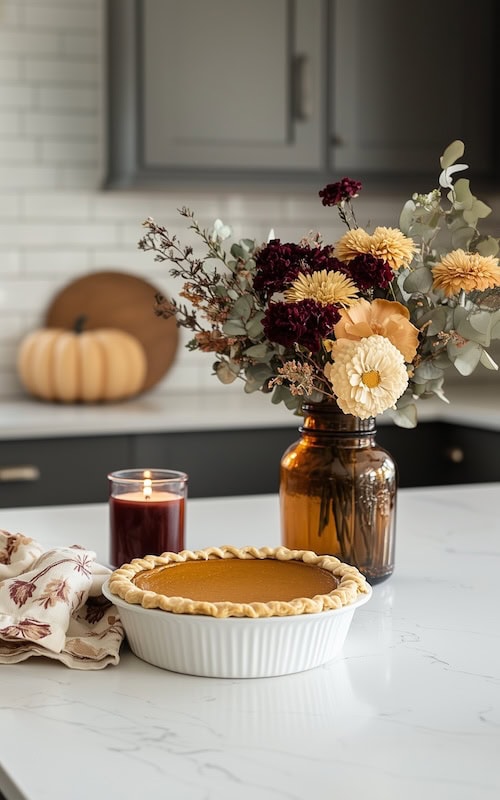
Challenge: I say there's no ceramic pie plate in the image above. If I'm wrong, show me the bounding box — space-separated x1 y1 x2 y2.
103 545 372 678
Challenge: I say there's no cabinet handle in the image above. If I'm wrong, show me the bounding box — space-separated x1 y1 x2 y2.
292 54 311 121
446 447 465 464
0 465 41 482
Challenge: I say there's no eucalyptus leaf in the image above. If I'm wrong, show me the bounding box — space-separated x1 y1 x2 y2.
246 312 265 339
230 243 246 259
476 236 500 257
447 341 482 375
271 384 302 411
222 319 247 336
399 199 416 234
479 349 498 370
231 294 253 322
214 361 238 384
403 267 434 293
451 178 473 207
440 140 465 170
244 343 268 359
244 362 273 386
412 361 445 382
468 310 494 336
423 307 448 336
463 199 491 223
451 225 475 250
391 403 417 429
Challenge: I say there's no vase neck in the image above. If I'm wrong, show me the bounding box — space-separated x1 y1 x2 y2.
300 400 376 438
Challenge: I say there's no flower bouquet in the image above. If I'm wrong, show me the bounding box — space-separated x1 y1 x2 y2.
139 141 500 582
139 140 500 429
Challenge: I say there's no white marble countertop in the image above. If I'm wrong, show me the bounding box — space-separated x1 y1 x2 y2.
1 383 499 439
0 483 499 800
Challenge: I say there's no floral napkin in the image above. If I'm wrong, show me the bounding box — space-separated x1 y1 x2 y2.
0 530 124 669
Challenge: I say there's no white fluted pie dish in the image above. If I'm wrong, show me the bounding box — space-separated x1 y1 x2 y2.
103 545 372 678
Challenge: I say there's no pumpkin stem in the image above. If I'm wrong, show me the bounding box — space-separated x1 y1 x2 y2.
74 315 88 334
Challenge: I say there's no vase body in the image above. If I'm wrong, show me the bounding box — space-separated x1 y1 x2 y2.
280 400 397 584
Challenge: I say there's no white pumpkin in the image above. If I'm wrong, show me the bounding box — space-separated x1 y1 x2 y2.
17 325 147 403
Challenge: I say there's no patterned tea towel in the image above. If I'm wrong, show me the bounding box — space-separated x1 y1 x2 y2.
0 530 124 670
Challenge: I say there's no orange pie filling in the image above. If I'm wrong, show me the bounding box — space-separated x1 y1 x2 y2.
108 546 370 618
133 558 338 603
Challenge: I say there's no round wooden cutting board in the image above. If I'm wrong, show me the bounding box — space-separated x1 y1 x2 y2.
46 270 179 392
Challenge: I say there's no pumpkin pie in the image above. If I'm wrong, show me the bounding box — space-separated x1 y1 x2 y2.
108 545 370 618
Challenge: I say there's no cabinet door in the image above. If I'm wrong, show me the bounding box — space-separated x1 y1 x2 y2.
106 0 325 185
329 0 495 176
0 437 132 508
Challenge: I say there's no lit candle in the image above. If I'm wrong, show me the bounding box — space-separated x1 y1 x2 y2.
108 469 188 567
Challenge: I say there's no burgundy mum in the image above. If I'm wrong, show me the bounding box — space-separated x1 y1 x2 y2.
345 253 394 291
263 299 340 353
319 178 362 207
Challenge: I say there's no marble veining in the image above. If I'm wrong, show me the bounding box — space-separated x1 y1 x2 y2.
0 484 499 800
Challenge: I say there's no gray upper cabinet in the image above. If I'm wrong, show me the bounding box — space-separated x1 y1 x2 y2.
106 0 326 187
105 0 497 188
330 0 495 177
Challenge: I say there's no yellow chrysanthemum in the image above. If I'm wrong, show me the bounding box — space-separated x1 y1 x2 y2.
324 335 408 418
432 249 500 297
368 227 416 271
335 226 416 272
334 229 372 263
284 270 359 307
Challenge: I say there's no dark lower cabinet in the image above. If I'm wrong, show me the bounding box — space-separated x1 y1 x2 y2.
0 422 498 508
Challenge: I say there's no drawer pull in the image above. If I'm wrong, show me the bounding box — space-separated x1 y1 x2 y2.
447 447 465 464
0 465 41 482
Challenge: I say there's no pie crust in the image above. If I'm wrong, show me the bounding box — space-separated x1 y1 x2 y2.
108 545 370 618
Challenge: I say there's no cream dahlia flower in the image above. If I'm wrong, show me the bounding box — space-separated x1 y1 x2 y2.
335 226 416 272
432 249 500 297
332 298 419 362
324 335 409 418
284 269 359 307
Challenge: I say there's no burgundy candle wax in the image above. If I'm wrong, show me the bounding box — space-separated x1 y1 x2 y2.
108 469 188 567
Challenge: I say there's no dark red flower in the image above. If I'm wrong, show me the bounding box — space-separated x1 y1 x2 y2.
263 299 340 353
346 253 394 291
319 178 362 207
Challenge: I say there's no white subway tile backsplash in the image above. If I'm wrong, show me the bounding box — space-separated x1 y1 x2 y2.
40 139 97 163
23 4 98 30
0 251 21 273
0 221 119 246
22 249 89 275
24 57 98 84
23 110 99 137
21 192 92 219
0 58 21 80
0 279 56 312
0 111 21 134
0 137 37 161
0 83 36 108
0 193 22 218
38 86 97 111
0 30 60 56
0 164 61 189
59 31 100 57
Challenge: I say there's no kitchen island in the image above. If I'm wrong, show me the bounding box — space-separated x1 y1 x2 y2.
0 483 499 800
1 384 500 507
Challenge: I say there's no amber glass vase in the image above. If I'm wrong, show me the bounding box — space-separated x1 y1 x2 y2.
280 400 397 584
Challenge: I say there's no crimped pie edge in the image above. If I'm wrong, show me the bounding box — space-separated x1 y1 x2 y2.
107 545 370 618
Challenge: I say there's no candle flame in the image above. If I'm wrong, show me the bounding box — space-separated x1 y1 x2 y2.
143 473 152 500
